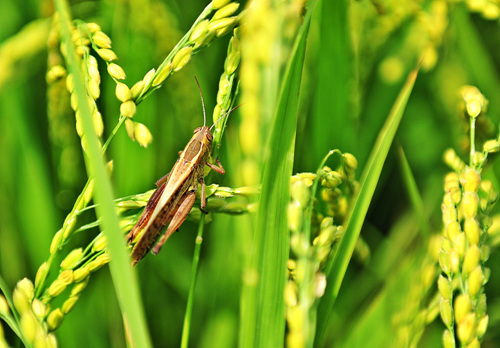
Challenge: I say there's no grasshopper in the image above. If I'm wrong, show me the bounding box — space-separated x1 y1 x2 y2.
127 78 229 265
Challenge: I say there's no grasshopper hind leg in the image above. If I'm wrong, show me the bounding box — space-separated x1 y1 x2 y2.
198 177 209 214
151 190 196 255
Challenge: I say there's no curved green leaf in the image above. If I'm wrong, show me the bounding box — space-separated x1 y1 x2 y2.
315 67 420 345
54 1 152 347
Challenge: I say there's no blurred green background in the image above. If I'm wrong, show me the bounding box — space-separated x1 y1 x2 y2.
1 0 500 347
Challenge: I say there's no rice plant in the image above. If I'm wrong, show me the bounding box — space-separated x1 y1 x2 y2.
1 0 499 347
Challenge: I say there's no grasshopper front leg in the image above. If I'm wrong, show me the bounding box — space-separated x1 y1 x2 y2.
200 157 225 213
151 190 196 255
155 171 171 187
199 178 208 213
206 157 225 175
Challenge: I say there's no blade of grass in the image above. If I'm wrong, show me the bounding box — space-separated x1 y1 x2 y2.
312 0 353 167
181 214 206 348
339 247 423 347
397 143 431 237
53 1 151 347
315 66 420 345
239 2 316 346
329 212 424 344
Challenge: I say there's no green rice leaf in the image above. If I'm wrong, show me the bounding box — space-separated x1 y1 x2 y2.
239 2 316 346
315 67 420 345
53 1 152 347
397 144 431 237
312 0 354 167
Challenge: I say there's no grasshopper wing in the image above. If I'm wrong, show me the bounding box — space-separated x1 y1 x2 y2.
126 181 167 243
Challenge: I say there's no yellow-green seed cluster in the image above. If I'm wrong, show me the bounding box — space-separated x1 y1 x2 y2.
460 86 499 169
369 0 498 83
312 218 344 266
62 20 156 149
82 22 155 148
123 1 240 148
74 25 109 130
372 1 449 82
38 251 110 331
459 86 500 162
46 17 83 192
189 1 239 50
130 0 240 104
463 0 500 20
460 85 488 119
34 159 112 310
125 118 153 148
49 21 116 152
285 152 360 348
1 279 59 347
443 148 466 174
437 85 500 346
438 167 496 345
286 176 320 348
319 153 359 225
238 0 279 185
211 29 241 155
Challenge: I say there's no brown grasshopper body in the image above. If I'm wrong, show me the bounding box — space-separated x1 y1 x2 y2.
127 125 225 265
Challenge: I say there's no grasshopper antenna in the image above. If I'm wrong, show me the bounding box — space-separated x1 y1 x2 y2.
194 76 207 127
209 104 243 131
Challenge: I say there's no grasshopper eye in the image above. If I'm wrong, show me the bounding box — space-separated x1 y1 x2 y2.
193 127 203 134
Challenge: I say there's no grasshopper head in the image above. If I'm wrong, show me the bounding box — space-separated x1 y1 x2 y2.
193 126 213 143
